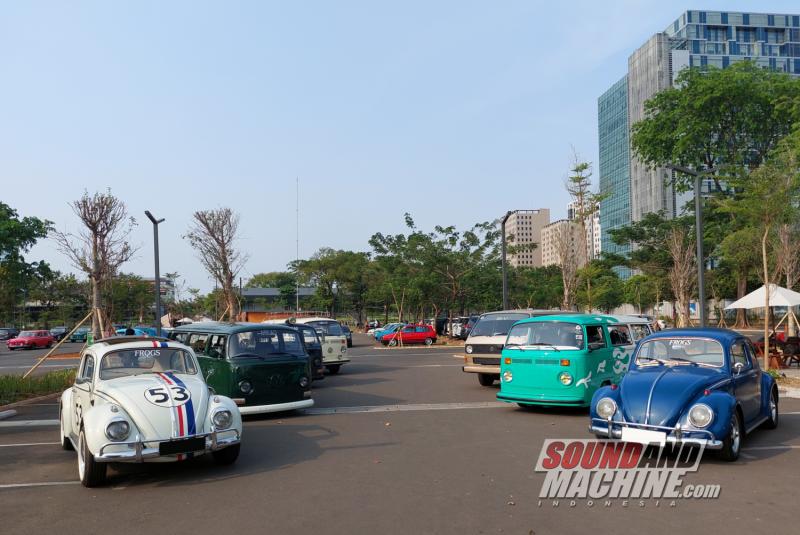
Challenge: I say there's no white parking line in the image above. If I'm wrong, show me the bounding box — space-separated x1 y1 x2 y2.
0 481 79 489
0 419 59 428
0 442 59 448
743 445 800 451
303 401 506 415
0 364 77 370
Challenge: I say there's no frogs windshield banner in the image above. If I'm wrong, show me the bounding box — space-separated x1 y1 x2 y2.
535 439 720 508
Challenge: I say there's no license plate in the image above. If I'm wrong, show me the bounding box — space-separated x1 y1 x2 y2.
159 437 206 456
621 427 667 446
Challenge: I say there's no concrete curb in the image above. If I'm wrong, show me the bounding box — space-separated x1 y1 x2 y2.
0 392 61 412
0 410 18 420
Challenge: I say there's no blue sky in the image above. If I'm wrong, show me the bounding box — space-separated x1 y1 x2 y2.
3 1 797 293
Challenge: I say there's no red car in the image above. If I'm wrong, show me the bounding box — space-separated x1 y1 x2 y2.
7 330 55 350
381 324 437 346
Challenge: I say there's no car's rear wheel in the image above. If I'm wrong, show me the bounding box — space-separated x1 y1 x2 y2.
719 411 742 462
478 374 495 387
388 339 398 347
424 338 433 346
212 444 240 465
326 364 341 375
78 428 106 487
763 388 779 429
59 405 73 451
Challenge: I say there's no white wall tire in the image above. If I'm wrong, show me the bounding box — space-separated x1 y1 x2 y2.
59 404 73 451
78 428 107 487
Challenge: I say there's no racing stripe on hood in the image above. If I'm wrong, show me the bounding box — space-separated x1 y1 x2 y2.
166 372 196 436
156 372 183 438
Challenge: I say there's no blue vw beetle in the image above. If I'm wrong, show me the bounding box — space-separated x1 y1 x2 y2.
589 328 778 461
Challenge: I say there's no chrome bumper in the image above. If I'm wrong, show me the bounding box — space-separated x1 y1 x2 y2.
97 430 240 462
238 398 314 415
462 365 500 374
590 417 723 450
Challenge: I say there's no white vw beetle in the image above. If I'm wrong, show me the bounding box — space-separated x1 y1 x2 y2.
59 336 242 487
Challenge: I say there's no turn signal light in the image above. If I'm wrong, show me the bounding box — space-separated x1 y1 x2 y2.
560 359 570 366
504 357 512 365
704 389 710 396
611 384 618 390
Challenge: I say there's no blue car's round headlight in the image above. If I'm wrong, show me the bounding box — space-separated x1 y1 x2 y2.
596 397 617 419
688 404 714 428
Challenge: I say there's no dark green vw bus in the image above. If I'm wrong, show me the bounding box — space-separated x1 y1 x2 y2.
169 322 313 414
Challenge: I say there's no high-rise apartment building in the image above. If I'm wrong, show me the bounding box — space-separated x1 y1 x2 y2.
540 219 581 268
567 200 601 260
505 209 550 268
598 10 800 277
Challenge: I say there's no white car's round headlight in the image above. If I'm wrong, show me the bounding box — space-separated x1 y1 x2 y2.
596 397 617 419
502 370 513 382
558 372 573 386
213 410 232 430
465 345 473 354
688 404 714 428
105 420 130 441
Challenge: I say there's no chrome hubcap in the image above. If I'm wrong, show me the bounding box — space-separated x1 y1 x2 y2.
731 418 740 453
771 396 777 421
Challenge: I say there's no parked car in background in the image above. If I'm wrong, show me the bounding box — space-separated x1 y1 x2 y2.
381 324 437 346
49 326 69 341
70 327 91 343
262 319 325 380
590 328 779 462
168 322 313 414
7 330 55 350
341 324 353 348
367 319 381 330
59 336 242 486
497 314 652 407
460 315 479 340
0 328 20 341
295 318 350 374
463 310 575 387
374 323 403 341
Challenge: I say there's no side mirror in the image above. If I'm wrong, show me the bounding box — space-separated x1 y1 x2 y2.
74 377 88 385
733 362 744 375
205 367 215 380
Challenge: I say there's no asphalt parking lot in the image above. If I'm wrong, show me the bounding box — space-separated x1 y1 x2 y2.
2 334 799 534
0 341 83 376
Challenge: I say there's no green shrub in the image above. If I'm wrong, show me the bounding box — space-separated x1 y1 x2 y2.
0 368 76 406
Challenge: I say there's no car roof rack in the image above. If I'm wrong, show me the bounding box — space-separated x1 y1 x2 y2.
94 335 171 345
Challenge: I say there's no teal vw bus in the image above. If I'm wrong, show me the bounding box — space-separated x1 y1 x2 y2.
496 314 652 407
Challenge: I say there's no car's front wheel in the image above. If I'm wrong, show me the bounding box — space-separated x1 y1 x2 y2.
719 411 742 462
424 338 433 346
478 374 495 387
78 428 107 487
388 339 398 347
763 388 779 429
212 444 240 465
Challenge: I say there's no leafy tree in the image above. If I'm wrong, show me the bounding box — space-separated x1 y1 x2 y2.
509 266 562 310
0 202 52 324
577 261 623 313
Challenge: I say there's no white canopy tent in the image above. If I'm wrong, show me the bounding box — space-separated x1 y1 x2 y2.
725 284 800 335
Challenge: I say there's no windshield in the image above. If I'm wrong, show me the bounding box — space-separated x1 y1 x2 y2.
470 313 528 338
307 321 343 336
99 348 198 380
229 329 306 358
635 338 724 367
506 322 584 350
296 326 320 346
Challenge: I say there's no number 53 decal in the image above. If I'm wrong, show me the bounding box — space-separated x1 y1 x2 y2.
144 386 191 406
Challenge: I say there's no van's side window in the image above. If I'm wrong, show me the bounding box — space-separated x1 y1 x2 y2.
585 326 606 348
208 335 227 359
630 324 651 341
187 333 209 355
608 325 632 346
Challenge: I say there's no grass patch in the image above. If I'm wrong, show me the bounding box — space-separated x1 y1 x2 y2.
0 368 76 406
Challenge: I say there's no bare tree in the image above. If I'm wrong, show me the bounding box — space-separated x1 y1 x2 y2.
52 190 138 337
565 156 605 267
184 208 246 321
666 227 696 327
555 222 579 310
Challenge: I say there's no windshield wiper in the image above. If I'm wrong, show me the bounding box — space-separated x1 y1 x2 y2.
638 356 667 365
669 357 698 366
504 343 524 351
528 343 560 352
232 352 267 360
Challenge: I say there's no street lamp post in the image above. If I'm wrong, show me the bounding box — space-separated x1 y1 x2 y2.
666 165 716 328
144 211 165 337
500 211 513 310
